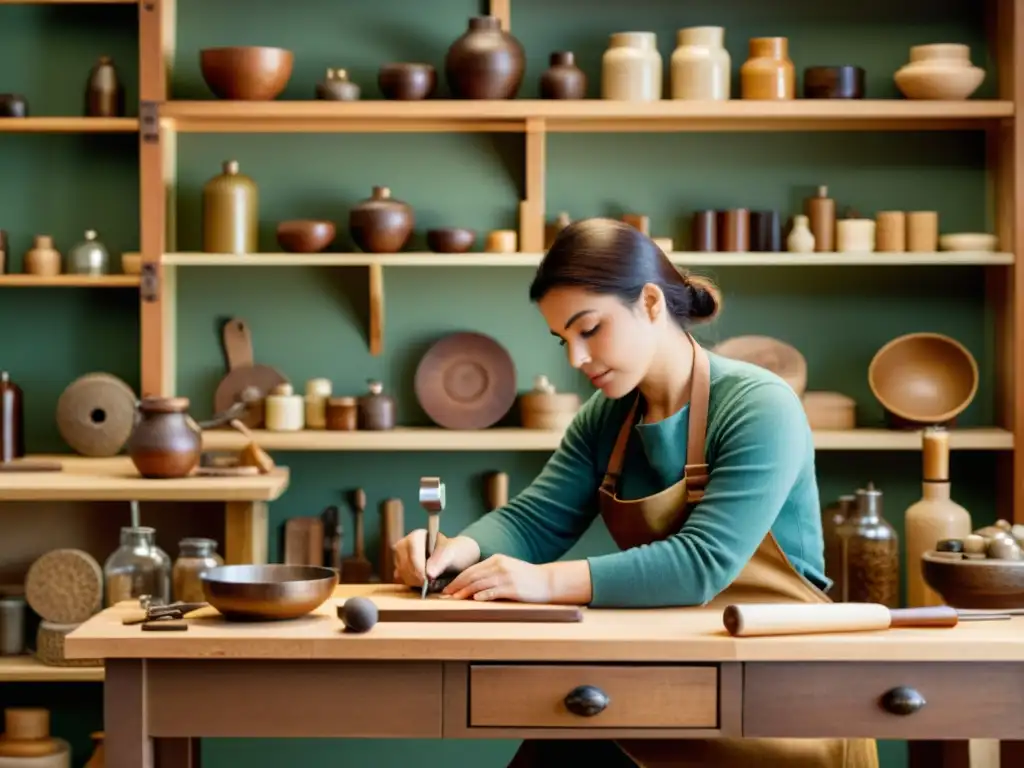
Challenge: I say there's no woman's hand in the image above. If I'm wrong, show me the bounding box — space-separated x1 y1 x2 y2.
392 530 481 587
441 555 555 603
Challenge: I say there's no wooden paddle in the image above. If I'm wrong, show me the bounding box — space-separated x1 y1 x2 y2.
213 318 287 428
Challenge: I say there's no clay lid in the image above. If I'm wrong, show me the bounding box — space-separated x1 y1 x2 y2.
4 708 50 741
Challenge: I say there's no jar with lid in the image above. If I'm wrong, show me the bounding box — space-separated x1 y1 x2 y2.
103 526 172 606
66 229 111 275
836 483 899 607
172 538 223 603
358 380 396 430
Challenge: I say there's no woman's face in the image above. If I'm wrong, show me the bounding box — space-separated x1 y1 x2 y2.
537 285 661 399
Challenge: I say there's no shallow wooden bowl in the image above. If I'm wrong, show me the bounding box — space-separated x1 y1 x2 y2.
200 564 338 621
711 335 807 396
921 552 1024 610
276 220 336 253
427 228 476 253
939 233 998 252
200 46 294 100
868 332 978 425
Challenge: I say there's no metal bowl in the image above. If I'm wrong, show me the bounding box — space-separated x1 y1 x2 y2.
200 564 338 621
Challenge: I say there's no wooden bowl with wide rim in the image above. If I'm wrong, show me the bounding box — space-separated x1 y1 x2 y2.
921 551 1024 610
200 46 294 101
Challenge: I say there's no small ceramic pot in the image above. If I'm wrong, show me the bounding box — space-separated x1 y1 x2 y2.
427 228 476 253
277 220 336 253
803 66 865 99
445 15 526 99
24 235 61 275
378 63 437 100
0 94 28 118
349 186 414 253
316 68 360 101
540 52 587 99
127 397 202 479
894 44 985 100
740 37 795 100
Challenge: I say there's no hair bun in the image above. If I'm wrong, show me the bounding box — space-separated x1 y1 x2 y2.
684 274 721 323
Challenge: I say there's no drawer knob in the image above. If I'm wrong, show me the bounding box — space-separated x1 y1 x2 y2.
881 686 926 716
564 685 609 717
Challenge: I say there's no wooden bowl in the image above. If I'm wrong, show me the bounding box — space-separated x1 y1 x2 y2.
868 332 978 425
710 335 807 396
276 220 336 253
378 63 436 100
200 46 294 100
200 564 338 621
939 233 998 252
921 552 1024 609
427 228 476 253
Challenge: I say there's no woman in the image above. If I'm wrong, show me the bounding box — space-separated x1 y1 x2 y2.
393 218 878 768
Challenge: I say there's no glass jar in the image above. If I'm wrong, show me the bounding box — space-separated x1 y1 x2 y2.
172 538 223 603
836 484 900 607
103 526 172 606
822 494 855 600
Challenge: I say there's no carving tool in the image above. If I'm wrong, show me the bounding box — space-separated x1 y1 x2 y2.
418 477 446 599
341 489 373 583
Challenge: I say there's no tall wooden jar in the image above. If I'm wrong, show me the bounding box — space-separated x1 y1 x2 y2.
740 37 795 99
670 26 730 100
602 32 662 101
202 160 258 254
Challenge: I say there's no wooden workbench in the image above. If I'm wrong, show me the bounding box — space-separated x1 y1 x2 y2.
65 585 1024 768
0 456 289 565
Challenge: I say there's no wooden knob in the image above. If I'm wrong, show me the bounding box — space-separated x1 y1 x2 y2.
564 685 609 717
880 686 926 716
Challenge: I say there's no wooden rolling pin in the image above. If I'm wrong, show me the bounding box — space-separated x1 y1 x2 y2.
722 603 1011 638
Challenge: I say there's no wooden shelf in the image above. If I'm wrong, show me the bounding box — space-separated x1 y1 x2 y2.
0 0 134 4
0 656 103 682
160 100 1014 134
0 274 140 287
200 427 1014 453
161 251 1013 267
0 117 138 133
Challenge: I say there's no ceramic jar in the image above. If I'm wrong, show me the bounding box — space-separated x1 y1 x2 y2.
740 37 795 100
316 68 360 101
202 160 258 254
127 397 201 479
358 380 396 430
66 230 111 275
85 55 124 117
349 186 414 253
670 26 730 100
894 44 985 100
602 32 662 101
540 52 587 99
445 16 525 99
836 215 876 252
24 235 61 276
172 538 223 604
787 215 815 253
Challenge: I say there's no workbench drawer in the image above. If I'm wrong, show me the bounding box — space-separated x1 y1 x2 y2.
468 664 719 729
744 662 1024 740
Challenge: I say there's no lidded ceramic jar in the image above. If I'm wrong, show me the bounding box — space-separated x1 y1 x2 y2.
445 15 525 99
358 380 396 430
66 229 110 275
349 186 414 253
740 37 794 100
540 52 587 99
127 396 201 479
602 32 662 101
316 68 361 101
24 235 61 276
671 26 730 100
202 160 258 254
894 44 985 100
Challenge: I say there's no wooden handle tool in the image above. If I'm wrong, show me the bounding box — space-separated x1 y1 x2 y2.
723 603 1012 638
419 476 446 599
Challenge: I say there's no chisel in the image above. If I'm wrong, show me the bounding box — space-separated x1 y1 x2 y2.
418 476 445 599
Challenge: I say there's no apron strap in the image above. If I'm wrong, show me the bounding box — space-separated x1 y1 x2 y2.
599 397 640 493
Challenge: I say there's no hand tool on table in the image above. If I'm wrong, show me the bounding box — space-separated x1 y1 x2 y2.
341 489 374 583
723 602 1018 638
213 317 288 428
419 476 446 599
122 600 210 631
336 598 582 628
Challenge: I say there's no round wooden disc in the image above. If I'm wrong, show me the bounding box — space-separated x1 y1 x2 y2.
414 332 517 430
711 335 808 396
213 365 288 428
25 549 103 625
56 373 137 457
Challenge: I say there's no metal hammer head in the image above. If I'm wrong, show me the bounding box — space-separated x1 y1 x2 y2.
419 477 446 513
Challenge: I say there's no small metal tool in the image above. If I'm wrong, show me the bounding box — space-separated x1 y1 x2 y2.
419 476 446 599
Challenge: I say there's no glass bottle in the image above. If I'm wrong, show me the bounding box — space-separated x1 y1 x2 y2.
172 538 223 603
837 483 900 607
822 494 855 600
103 526 172 607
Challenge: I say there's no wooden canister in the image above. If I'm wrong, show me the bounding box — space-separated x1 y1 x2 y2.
519 375 580 430
875 211 906 252
304 378 333 430
692 211 717 251
802 391 856 430
485 229 517 253
264 384 304 431
804 186 835 252
749 211 781 252
906 211 939 252
325 397 358 431
836 218 875 252
202 160 258 254
716 209 750 252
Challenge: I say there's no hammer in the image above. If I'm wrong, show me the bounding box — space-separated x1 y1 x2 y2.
418 476 446 599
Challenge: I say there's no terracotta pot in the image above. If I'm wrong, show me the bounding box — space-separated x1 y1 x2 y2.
349 186 414 253
540 52 587 99
127 397 201 479
444 15 525 99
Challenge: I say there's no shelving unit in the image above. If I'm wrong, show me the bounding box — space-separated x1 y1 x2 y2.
0 275 140 287
0 656 103 683
0 118 138 133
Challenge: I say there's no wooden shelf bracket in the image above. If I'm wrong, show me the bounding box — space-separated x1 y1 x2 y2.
519 117 547 253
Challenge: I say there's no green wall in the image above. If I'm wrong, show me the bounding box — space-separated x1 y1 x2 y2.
0 0 1004 766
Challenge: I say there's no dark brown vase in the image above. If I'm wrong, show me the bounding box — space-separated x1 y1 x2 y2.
444 15 525 99
85 55 125 117
540 52 587 99
127 397 201 479
349 186 414 253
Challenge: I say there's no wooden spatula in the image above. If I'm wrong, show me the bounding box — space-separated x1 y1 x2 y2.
341 489 374 583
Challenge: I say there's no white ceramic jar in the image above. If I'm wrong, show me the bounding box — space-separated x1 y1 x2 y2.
602 32 662 101
670 26 730 100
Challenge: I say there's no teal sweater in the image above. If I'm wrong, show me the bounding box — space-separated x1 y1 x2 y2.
459 352 828 608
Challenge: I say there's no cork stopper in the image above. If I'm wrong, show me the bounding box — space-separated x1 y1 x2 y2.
372 186 391 200
271 383 294 397
817 185 829 198
84 230 97 240
921 427 950 482
4 708 50 741
223 160 239 175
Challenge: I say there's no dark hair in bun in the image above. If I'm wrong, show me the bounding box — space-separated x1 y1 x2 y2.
528 217 721 326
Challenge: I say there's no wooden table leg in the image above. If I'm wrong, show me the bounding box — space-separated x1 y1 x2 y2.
224 500 268 564
1002 740 1024 765
907 741 970 768
156 738 202 768
105 659 152 768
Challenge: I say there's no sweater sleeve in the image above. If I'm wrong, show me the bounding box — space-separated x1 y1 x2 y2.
586 381 812 608
458 395 603 564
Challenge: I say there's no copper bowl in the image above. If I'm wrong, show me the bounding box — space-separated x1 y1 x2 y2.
868 332 978 426
427 228 476 253
200 564 338 621
378 63 437 100
276 220 336 253
921 552 1024 610
200 46 294 100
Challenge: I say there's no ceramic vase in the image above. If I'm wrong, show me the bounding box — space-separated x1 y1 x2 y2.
670 27 730 100
787 215 815 253
444 16 525 99
894 44 985 100
85 55 125 117
540 52 587 99
202 160 258 254
349 186 414 253
316 68 360 101
602 32 662 101
740 37 794 100
24 235 61 275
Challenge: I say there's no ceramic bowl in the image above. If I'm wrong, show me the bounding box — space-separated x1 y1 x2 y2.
276 220 337 253
894 44 984 100
378 63 437 100
120 252 142 275
921 552 1024 610
939 233 998 252
200 46 294 100
711 335 807 396
427 228 477 253
868 332 979 426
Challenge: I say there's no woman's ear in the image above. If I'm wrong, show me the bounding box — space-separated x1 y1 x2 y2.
641 283 664 322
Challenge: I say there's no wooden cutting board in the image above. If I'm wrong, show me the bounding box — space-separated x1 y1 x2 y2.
336 586 583 623
213 318 288 428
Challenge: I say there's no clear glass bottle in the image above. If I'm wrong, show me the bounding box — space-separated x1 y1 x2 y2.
836 483 900 607
822 494 855 601
172 538 223 603
103 526 172 607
